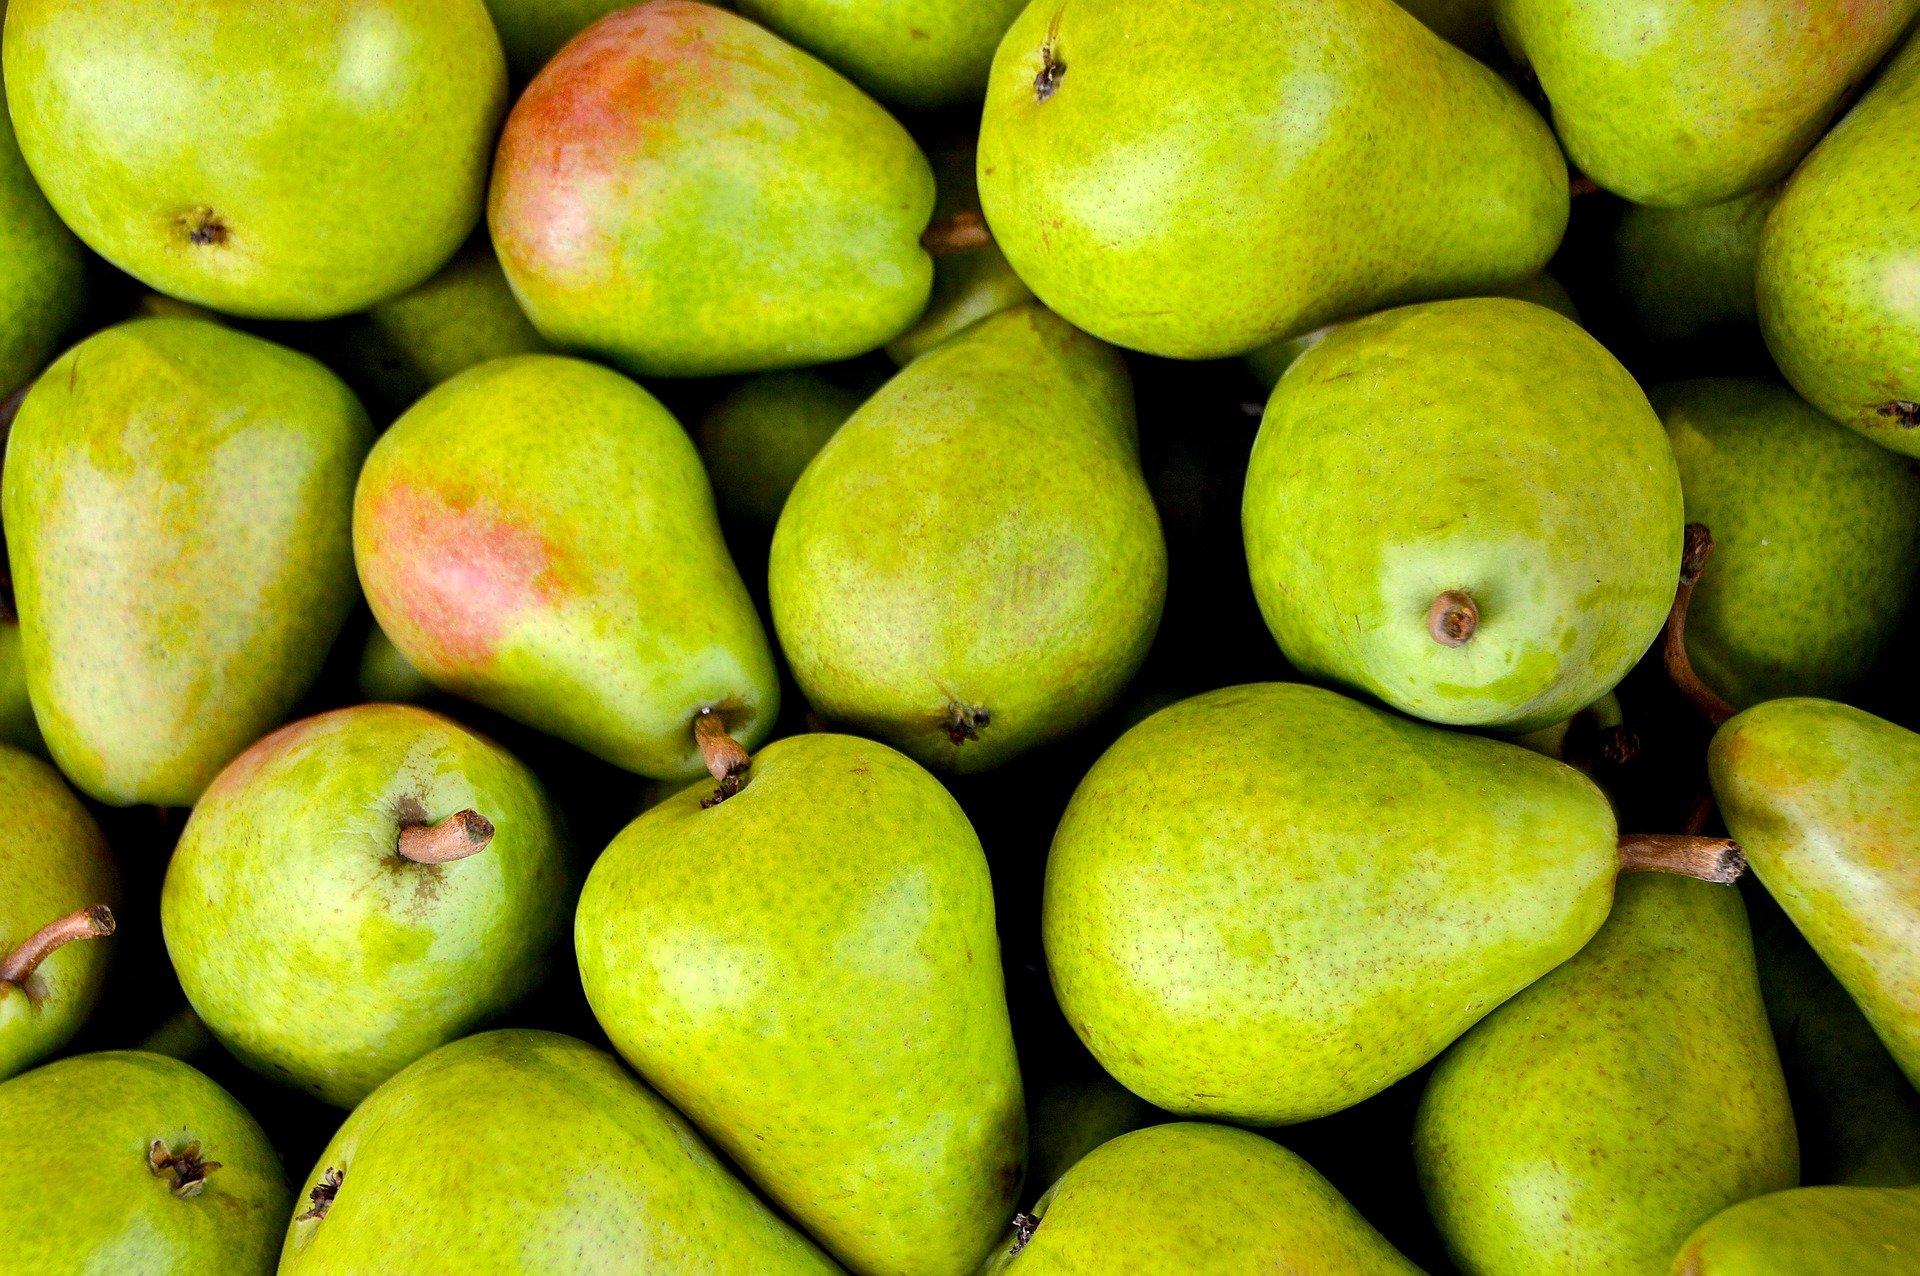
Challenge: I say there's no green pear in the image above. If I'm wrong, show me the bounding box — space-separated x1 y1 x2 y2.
1670 1185 1920 1275
354 353 779 782
483 0 637 81
1414 874 1798 1275
977 0 1567 359
2 0 504 319
1494 0 1915 207
0 1050 289 1274
1757 30 1920 456
1 744 116 1079
160 704 569 1108
0 50 85 400
314 237 551 422
1656 379 1920 708
1027 1070 1156 1197
489 2 933 377
3 317 372 806
281 1030 840 1273
885 136 1034 366
1614 188 1779 343
0 598 42 753
696 372 862 527
1711 698 1920 1090
1045 682 1747 1125
577 732 1024 1276
978 1123 1421 1274
356 624 435 706
770 305 1165 773
736 0 1028 107
1753 893 1920 1188
1243 298 1683 733
1242 272 1578 388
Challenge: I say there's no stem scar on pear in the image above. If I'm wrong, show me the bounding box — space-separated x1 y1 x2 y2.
1035 8 1066 101
0 904 115 989
148 1139 221 1197
1426 590 1479 647
944 702 991 746
1616 834 1746 884
695 708 750 806
1661 523 1736 726
396 810 494 865
296 1167 344 1223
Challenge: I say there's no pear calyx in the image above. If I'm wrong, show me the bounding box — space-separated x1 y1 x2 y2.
175 207 228 248
694 709 751 806
1009 1210 1041 1256
943 702 992 746
1426 590 1479 647
1034 25 1065 102
1660 523 1736 726
147 1138 222 1198
1876 400 1920 428
295 1167 344 1223
0 904 116 988
1616 834 1746 883
922 212 992 256
396 810 494 865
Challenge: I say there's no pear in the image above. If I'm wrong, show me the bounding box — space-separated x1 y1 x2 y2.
1711 698 1920 1090
1614 188 1779 343
1670 1186 1920 1274
0 52 84 400
3 317 372 806
483 0 635 81
1414 874 1798 1275
490 1 934 377
977 0 1566 360
281 1030 840 1273
696 372 862 527
1656 379 1920 708
577 731 1025 1276
1494 0 1914 207
770 304 1165 773
160 704 570 1107
0 1050 290 1274
1044 682 1747 1125
736 0 1029 108
356 624 435 706
0 594 41 753
1757 30 1920 456
1 744 116 1079
2 0 504 319
1243 298 1683 733
885 136 1034 366
355 353 779 782
977 1122 1421 1274
1027 1070 1156 1196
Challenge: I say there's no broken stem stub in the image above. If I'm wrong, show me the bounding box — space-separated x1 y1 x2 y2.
1427 590 1479 647
1661 523 1736 726
1617 834 1746 884
695 709 750 805
0 904 115 987
921 211 993 255
396 810 494 865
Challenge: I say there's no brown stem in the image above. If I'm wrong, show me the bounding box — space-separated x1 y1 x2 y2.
1662 523 1736 726
0 905 115 987
396 810 493 864
1617 834 1746 883
1427 590 1479 647
921 211 993 255
695 709 750 803
1569 174 1601 197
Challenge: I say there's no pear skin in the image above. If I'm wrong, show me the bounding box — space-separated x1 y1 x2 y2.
696 371 862 528
1670 1186 1920 1275
0 58 84 399
1614 188 1779 343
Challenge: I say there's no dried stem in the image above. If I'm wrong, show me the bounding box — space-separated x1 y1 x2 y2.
1662 523 1736 726
396 810 494 864
1617 834 1746 883
0 905 115 987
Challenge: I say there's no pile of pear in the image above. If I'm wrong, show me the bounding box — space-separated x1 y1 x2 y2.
2 0 1920 1272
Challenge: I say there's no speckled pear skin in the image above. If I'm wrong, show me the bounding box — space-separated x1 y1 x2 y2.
1711 699 1920 1090
1244 298 1683 733
490 2 934 378
885 136 1033 366
1656 379 1920 708
2 0 505 320
3 318 373 807
1026 1070 1155 1197
160 705 570 1108
577 733 1025 1276
1415 874 1798 1276
280 1031 842 1274
770 305 1164 773
1757 31 1920 456
736 0 1028 107
0 1051 289 1275
483 0 641 81
1671 1186 1920 1274
1043 683 1619 1126
695 371 861 527
977 0 1567 360
979 1123 1422 1275
354 354 779 782
0 745 116 1080
0 66 84 399
1614 188 1779 342
1495 0 1916 207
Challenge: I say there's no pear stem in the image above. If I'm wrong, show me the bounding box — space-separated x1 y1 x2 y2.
695 709 750 802
1569 174 1601 197
0 904 116 987
1427 590 1479 647
1617 834 1746 883
396 810 493 864
1662 523 1736 726
921 211 993 255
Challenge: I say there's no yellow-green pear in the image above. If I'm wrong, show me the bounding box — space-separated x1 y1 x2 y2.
1671 1185 1920 1275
